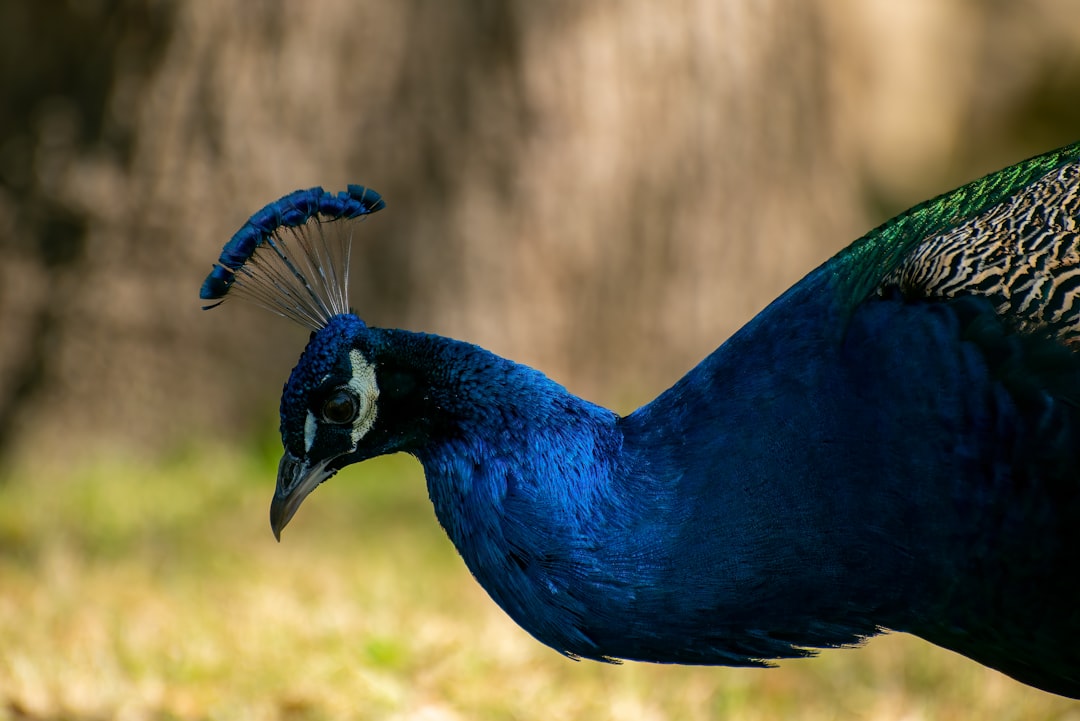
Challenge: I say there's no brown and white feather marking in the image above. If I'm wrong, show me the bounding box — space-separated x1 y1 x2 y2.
881 162 1080 347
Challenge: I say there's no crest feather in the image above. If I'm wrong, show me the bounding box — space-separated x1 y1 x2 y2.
200 185 385 330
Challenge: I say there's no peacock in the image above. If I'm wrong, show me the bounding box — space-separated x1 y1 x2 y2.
201 142 1080 698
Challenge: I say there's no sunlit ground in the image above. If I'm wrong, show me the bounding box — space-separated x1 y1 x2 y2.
0 447 1077 721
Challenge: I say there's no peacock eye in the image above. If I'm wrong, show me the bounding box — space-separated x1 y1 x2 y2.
321 389 359 424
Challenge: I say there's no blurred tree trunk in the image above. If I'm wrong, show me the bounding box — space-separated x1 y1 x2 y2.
0 0 1078 463
0 1 173 461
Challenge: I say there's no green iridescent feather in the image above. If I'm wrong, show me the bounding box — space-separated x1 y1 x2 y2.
836 141 1080 320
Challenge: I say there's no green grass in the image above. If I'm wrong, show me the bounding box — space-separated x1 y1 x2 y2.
0 448 1077 720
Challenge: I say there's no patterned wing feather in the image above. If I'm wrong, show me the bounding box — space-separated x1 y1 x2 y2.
881 159 1080 346
838 142 1080 346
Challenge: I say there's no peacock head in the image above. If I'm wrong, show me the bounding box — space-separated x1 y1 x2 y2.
272 313 379 537
199 185 393 538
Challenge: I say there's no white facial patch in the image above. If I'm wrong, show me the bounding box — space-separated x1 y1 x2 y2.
346 349 379 446
305 370 334 453
304 410 319 453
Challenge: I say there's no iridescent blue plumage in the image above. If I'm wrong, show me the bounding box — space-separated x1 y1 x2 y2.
202 141 1080 698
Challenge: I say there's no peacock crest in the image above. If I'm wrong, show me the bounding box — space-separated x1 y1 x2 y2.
200 185 385 330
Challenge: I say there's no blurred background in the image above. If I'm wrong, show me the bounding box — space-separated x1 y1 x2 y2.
1 1 1079 719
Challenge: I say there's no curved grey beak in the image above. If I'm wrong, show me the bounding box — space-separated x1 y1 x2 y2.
270 452 334 540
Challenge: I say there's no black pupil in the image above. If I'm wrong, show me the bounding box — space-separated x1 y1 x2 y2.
323 391 358 424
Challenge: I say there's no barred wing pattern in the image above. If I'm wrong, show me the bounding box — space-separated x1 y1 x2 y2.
881 161 1080 347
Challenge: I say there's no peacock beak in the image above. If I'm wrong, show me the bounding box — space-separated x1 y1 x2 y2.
270 452 333 540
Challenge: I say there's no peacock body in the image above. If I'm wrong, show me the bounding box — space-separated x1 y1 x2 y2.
201 143 1080 698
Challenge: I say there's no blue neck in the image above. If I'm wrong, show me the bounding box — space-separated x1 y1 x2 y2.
403 280 917 663
409 341 628 654
401 263 1075 672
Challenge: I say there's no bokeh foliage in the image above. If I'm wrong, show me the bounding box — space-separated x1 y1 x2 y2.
1 453 1077 720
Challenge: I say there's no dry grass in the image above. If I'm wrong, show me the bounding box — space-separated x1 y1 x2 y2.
0 448 1077 721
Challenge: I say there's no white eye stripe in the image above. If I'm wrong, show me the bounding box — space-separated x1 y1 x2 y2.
304 410 318 452
346 349 379 445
